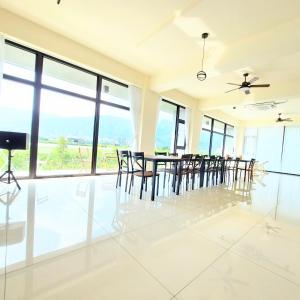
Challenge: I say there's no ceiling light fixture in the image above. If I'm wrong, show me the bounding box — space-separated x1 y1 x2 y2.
197 32 209 81
57 0 61 4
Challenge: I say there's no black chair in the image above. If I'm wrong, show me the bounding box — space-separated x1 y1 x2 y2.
191 154 204 189
155 151 168 188
128 152 160 199
166 154 193 192
116 150 132 192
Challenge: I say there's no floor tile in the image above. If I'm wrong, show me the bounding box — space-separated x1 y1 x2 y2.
116 219 226 294
176 251 300 300
4 238 172 300
232 216 300 285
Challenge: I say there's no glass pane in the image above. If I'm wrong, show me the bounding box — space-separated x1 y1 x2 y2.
0 80 33 176
177 122 185 147
37 89 95 175
42 58 97 97
101 79 129 107
256 127 284 172
281 126 300 175
224 136 234 157
213 120 225 133
211 133 224 156
97 104 133 172
198 130 210 155
226 125 234 136
155 101 177 152
3 43 36 81
179 107 185 120
202 116 212 130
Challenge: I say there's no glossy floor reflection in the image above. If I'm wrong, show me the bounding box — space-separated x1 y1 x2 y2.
0 172 300 299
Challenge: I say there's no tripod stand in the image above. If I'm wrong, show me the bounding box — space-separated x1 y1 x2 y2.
0 149 21 190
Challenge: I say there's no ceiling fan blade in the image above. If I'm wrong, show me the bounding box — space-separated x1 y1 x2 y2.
249 84 270 88
226 83 241 86
244 89 251 95
225 87 240 93
249 76 259 84
283 118 293 122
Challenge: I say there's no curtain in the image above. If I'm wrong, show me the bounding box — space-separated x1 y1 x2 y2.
0 35 4 98
129 85 142 151
185 107 191 153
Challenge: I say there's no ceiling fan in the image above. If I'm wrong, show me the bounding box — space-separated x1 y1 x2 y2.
226 73 270 95
276 113 293 123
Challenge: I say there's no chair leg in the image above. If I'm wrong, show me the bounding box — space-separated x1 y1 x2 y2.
156 175 160 196
163 171 166 189
145 177 148 191
125 173 129 192
139 177 144 200
128 174 133 194
119 172 122 186
116 172 120 188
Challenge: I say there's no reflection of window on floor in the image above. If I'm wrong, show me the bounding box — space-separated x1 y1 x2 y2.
198 115 235 156
0 40 132 178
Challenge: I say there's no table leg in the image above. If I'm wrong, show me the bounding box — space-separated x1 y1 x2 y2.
176 161 182 195
199 162 205 187
172 161 177 193
151 161 157 201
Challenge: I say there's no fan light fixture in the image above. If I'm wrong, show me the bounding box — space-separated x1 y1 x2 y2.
197 33 209 81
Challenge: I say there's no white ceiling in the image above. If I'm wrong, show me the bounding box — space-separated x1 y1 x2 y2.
1 0 300 121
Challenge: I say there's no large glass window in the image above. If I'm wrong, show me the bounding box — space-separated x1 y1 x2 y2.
97 104 133 172
0 43 36 177
155 100 186 153
37 90 95 176
198 115 234 156
155 101 177 152
42 58 97 97
3 43 36 81
0 40 132 178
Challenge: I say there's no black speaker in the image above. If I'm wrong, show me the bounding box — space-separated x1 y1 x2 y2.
0 131 29 150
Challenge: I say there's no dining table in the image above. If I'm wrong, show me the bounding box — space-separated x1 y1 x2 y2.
144 155 182 200
144 155 250 201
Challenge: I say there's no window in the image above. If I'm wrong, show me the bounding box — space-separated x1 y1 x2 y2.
37 89 95 176
155 100 186 154
198 115 234 156
1 40 131 178
97 104 133 172
42 58 97 97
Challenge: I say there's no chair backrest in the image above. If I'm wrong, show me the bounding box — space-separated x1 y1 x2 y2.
181 154 193 169
116 150 130 172
249 158 256 169
234 157 240 168
155 151 167 156
192 154 203 170
130 151 145 174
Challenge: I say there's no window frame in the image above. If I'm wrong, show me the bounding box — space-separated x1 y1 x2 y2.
2 39 130 178
157 99 186 154
200 115 234 156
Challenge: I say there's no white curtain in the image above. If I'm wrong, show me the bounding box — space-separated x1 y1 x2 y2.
129 85 142 151
185 107 191 153
0 35 4 98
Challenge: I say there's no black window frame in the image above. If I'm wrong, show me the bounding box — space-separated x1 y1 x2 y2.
200 115 234 156
2 39 130 179
158 99 186 154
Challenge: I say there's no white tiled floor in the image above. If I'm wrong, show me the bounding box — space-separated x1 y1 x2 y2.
0 172 300 299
